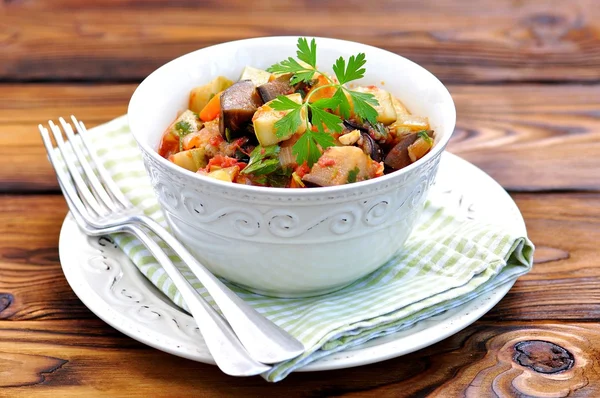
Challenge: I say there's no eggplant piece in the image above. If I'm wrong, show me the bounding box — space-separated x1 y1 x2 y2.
384 133 418 170
358 132 384 162
343 119 388 141
219 80 264 140
343 119 368 133
257 75 295 103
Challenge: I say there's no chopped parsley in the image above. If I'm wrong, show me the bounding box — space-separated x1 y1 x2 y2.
175 120 193 151
241 145 281 176
417 130 433 145
347 166 360 184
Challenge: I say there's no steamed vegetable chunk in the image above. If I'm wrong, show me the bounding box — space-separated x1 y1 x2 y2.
253 93 307 146
240 66 272 86
352 86 397 125
158 110 203 158
158 37 435 188
257 74 295 103
219 80 264 139
168 148 207 172
189 76 233 114
303 146 382 187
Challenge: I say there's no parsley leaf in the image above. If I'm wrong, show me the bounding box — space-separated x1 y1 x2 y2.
417 130 434 145
241 145 281 175
332 88 351 119
270 95 302 111
175 120 192 135
332 53 366 85
347 90 379 124
274 108 303 138
270 95 304 138
292 133 320 168
296 37 317 68
292 131 335 167
311 97 340 110
267 57 314 85
309 104 343 134
347 166 360 184
311 130 336 149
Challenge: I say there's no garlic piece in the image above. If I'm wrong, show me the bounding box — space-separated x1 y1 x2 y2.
339 129 361 145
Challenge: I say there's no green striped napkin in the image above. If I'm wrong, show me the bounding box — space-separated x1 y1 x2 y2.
88 116 533 382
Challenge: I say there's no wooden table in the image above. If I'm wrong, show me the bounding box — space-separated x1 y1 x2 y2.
1 1 599 396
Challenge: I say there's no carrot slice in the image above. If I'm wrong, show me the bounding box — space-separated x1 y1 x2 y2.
199 92 222 121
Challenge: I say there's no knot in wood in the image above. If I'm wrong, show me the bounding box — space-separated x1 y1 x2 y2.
0 293 14 313
528 13 567 27
514 340 574 374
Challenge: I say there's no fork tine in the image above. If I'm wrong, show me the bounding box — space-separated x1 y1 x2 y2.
48 120 106 217
39 124 98 226
71 116 130 209
59 117 118 212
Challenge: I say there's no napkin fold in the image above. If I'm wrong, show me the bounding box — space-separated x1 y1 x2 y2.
87 116 533 382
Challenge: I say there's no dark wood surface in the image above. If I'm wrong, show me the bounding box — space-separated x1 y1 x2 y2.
1 0 599 396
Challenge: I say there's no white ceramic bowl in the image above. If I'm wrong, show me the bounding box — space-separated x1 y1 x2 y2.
128 36 456 297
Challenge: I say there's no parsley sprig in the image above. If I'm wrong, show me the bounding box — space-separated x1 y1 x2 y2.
241 145 281 175
267 38 379 167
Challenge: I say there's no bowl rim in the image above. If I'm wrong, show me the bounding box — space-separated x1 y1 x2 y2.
128 36 456 197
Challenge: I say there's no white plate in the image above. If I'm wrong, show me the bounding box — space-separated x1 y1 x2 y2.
58 152 525 372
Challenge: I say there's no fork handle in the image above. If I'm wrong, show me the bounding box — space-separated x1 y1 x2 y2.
123 223 271 376
133 214 305 364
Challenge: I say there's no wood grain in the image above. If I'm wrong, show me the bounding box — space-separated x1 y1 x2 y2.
0 84 133 192
1 83 598 193
448 85 600 192
0 321 597 397
0 351 66 388
2 0 599 83
486 192 600 321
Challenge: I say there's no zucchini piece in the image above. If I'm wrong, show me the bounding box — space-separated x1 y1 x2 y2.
189 76 234 114
352 86 397 125
161 110 203 155
252 93 306 147
392 96 411 116
168 147 207 172
389 114 430 135
207 166 240 182
240 66 272 86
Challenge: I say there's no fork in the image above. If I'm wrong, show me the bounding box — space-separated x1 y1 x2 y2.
62 188 270 376
39 116 305 365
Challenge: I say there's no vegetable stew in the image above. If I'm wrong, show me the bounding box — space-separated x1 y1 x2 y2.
158 38 435 188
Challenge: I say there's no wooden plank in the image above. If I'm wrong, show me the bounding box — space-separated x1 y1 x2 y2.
448 84 600 192
0 193 598 322
2 0 599 83
0 84 134 192
0 83 598 193
0 321 597 396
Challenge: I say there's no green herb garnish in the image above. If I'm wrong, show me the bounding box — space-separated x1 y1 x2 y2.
347 166 360 184
267 38 379 167
417 130 433 145
175 120 192 151
175 120 192 135
241 145 281 176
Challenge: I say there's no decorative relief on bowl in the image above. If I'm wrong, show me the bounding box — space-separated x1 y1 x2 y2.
140 148 442 242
